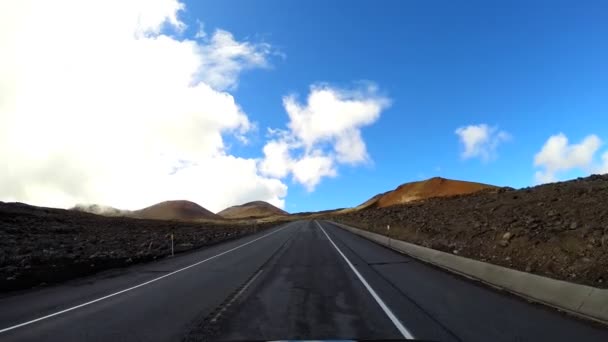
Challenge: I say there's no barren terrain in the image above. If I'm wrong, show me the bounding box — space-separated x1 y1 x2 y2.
326 174 608 288
3 174 608 293
0 202 285 292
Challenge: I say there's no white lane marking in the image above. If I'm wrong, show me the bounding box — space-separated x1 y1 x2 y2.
0 224 292 334
315 221 415 340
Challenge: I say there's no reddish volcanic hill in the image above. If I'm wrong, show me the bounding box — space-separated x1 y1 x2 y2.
217 201 287 219
133 200 221 221
357 177 498 209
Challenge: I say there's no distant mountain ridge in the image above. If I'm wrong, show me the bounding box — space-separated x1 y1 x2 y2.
71 177 497 221
217 201 287 219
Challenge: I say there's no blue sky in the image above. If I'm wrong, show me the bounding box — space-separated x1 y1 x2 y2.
1 0 607 213
185 0 608 211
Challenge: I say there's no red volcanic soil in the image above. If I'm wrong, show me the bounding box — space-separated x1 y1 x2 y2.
358 177 498 209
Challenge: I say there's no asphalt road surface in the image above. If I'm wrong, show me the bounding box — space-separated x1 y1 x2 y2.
0 220 607 341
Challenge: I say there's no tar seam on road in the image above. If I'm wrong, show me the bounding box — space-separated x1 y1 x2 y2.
210 269 264 323
315 221 415 340
184 224 301 341
0 223 293 335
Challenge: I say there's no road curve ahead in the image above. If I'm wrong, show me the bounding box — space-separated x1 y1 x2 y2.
0 220 606 341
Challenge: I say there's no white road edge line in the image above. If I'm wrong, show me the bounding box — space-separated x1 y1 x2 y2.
315 220 415 340
0 224 292 334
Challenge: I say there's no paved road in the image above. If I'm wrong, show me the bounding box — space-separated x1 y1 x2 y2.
0 220 607 341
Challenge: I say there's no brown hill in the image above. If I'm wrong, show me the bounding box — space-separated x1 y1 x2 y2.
217 201 287 219
356 177 498 209
132 200 222 221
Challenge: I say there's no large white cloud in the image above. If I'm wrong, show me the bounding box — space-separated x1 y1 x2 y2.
0 0 286 211
455 124 510 161
260 84 390 191
533 133 603 184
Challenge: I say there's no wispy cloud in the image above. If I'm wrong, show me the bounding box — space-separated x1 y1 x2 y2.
455 124 510 162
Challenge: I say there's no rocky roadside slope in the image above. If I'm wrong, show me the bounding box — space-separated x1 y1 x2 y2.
0 202 285 293
326 174 608 289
